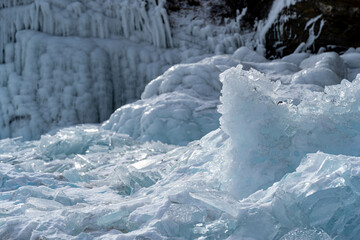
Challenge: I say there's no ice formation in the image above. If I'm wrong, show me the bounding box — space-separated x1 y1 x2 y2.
1 46 360 238
2 0 360 239
0 0 244 140
102 54 243 145
255 0 299 54
0 0 179 139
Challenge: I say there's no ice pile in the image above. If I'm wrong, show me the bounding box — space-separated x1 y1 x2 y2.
2 47 360 238
104 47 360 146
102 54 243 145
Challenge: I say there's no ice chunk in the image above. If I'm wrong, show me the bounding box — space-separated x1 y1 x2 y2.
291 67 341 87
341 52 360 81
219 65 360 199
103 54 241 145
280 228 332 240
300 52 347 79
26 197 63 211
232 47 268 63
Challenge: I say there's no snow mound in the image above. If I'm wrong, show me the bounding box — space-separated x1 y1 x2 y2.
102 92 221 146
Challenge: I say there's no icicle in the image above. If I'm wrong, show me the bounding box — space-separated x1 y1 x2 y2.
255 0 299 54
304 15 325 51
0 0 175 62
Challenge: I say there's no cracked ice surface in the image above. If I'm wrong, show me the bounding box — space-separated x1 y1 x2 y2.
2 47 360 239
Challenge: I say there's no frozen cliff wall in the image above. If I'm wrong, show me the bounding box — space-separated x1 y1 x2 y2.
0 0 178 140
0 30 181 140
219 0 360 57
0 0 243 140
0 0 174 62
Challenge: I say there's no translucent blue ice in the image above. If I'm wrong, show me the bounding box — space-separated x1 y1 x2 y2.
2 44 360 239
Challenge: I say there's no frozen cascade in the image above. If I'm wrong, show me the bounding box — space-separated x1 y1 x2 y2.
0 0 173 63
0 30 182 140
0 0 245 140
0 0 176 139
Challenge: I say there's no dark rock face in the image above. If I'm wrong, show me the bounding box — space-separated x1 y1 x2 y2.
165 0 201 11
165 0 233 22
225 0 273 27
164 0 360 57
266 0 360 57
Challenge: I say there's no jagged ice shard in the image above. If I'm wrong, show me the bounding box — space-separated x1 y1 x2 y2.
1 0 360 239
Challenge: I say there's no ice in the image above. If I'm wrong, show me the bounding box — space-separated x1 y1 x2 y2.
219 64 360 199
102 55 242 145
103 47 360 148
291 67 341 87
1 1 360 237
294 15 326 53
279 228 332 240
341 52 360 81
3 61 360 238
232 46 268 63
0 30 183 140
299 52 347 79
255 0 299 54
0 0 244 141
0 0 174 61
291 52 346 88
